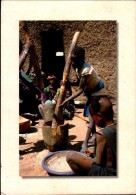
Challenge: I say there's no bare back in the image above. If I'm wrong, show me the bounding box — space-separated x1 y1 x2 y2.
96 125 116 168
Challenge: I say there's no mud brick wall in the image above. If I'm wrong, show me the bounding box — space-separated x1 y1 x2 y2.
19 21 117 106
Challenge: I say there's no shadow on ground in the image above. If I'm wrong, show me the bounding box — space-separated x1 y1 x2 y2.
68 124 76 129
27 127 38 133
19 136 26 145
68 135 77 140
19 140 45 155
68 141 83 151
19 127 38 135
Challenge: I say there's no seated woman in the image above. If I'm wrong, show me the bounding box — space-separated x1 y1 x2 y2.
38 91 56 121
66 96 117 176
44 75 57 98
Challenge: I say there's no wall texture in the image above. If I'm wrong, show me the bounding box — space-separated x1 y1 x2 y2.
20 21 117 106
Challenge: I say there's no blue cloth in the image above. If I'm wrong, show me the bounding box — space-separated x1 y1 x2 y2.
88 163 116 176
21 70 32 83
83 97 90 117
83 80 104 117
94 80 104 91
45 100 53 104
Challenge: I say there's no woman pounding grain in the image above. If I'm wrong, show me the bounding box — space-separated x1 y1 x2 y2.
59 46 105 152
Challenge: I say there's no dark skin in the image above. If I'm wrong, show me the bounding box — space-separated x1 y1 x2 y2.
60 52 96 152
19 39 31 68
46 78 57 97
59 53 86 108
66 97 115 175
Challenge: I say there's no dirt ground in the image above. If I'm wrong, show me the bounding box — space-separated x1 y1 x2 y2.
19 107 88 177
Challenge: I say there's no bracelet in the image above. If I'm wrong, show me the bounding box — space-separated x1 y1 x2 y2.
24 50 28 54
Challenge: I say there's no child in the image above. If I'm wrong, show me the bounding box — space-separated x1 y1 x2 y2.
44 75 57 98
66 96 116 176
54 81 75 120
63 89 75 120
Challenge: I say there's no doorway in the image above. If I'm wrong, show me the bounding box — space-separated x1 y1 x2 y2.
41 28 65 87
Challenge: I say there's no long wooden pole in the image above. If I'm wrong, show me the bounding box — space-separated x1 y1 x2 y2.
19 21 44 90
19 21 31 69
74 113 89 122
52 31 80 128
29 45 44 89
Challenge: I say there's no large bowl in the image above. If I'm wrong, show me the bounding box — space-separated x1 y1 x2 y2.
19 116 31 133
42 150 76 176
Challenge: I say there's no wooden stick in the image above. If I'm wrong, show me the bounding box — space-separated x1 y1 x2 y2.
19 40 31 69
19 21 30 41
19 21 31 69
52 32 80 128
29 45 44 89
74 113 89 122
19 21 44 90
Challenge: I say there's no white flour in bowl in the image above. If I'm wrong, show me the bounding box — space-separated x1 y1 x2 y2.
45 152 73 173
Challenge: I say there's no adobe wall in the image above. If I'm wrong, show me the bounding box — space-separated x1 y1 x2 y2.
20 21 117 106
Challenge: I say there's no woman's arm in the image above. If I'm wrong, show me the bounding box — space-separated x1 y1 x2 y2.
59 77 85 107
92 132 106 164
61 88 83 106
19 40 30 68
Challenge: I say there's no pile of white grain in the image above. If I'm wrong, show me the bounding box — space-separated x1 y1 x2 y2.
45 152 73 173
